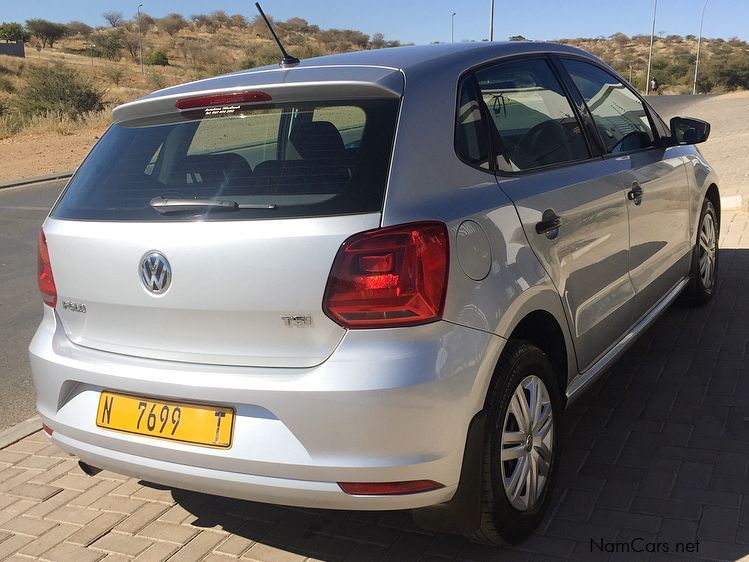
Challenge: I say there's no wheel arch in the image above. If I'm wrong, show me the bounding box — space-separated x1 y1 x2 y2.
705 183 720 232
506 310 569 405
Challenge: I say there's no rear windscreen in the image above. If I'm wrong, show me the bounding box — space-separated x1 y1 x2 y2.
52 98 399 221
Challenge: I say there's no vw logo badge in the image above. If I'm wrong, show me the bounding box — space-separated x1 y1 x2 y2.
140 252 171 294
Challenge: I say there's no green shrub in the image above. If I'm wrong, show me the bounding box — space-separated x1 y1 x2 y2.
148 50 169 66
103 65 125 85
13 64 105 119
240 45 282 69
146 71 165 90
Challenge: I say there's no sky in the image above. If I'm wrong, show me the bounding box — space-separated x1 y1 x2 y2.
1 0 746 44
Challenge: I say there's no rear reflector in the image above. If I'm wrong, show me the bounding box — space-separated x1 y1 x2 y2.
323 222 449 329
338 480 444 496
37 229 57 308
42 424 53 437
175 91 272 110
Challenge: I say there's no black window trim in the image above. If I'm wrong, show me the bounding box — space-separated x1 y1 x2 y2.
453 73 497 175
454 53 604 178
556 54 668 159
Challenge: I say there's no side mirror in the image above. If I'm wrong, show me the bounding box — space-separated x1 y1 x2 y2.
670 117 710 146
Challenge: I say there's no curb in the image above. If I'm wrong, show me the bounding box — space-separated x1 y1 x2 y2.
0 172 73 190
0 416 41 449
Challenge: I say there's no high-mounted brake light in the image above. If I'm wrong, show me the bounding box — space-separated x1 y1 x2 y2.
339 480 445 495
175 91 272 111
323 222 449 329
37 229 57 308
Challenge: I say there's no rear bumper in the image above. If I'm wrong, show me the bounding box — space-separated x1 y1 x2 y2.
30 307 504 510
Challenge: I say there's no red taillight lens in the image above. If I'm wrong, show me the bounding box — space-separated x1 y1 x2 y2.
175 91 272 110
339 480 444 495
37 229 57 308
42 424 54 437
323 222 449 329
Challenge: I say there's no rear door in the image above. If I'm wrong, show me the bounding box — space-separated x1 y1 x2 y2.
46 93 400 367
473 57 636 371
560 58 692 321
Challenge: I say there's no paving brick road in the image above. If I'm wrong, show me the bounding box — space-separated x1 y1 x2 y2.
1 93 749 561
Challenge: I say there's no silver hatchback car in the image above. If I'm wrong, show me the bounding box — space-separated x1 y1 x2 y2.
30 42 719 543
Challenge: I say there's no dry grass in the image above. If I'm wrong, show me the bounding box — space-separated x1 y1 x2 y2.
0 109 110 139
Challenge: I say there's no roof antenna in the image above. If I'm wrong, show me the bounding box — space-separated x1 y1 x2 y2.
254 2 299 67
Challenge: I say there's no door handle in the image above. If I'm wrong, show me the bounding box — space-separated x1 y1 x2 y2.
536 210 562 236
627 182 643 205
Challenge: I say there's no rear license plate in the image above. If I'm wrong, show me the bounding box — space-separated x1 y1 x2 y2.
96 391 234 448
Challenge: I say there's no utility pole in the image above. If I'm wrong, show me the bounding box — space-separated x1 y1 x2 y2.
645 0 657 94
489 0 495 41
137 4 144 74
692 0 709 94
451 12 456 43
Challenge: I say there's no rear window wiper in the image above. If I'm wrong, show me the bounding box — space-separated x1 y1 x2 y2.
149 196 276 214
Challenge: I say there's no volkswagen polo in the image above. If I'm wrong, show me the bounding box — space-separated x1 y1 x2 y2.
30 41 719 543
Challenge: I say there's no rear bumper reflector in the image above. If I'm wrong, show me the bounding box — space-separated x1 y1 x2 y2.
338 480 444 496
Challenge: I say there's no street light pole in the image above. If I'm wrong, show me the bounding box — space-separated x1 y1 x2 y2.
645 0 657 94
489 0 495 41
137 4 144 75
451 12 456 43
692 0 709 95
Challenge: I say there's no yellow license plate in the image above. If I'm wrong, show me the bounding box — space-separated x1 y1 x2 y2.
96 391 234 448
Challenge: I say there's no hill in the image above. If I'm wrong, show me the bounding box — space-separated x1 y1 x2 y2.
1 11 748 141
557 33 749 94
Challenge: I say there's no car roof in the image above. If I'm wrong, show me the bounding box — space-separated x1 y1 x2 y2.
113 42 601 123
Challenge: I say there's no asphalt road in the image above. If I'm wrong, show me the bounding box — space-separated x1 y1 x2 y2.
0 179 66 430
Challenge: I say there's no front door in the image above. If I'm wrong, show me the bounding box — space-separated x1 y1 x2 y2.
561 58 692 321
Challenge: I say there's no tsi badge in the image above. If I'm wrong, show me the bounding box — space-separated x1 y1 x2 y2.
281 315 312 328
62 301 86 313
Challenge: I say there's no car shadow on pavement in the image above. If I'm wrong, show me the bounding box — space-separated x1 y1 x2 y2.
167 248 749 561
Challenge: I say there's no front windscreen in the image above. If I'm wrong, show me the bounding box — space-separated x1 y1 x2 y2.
52 98 399 221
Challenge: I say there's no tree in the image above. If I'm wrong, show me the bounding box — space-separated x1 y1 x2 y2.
210 10 229 28
371 32 385 49
91 30 123 61
103 11 124 28
25 19 68 48
509 35 527 41
0 22 30 43
134 12 155 34
191 14 215 31
229 14 247 28
120 28 141 61
158 13 188 45
66 21 93 38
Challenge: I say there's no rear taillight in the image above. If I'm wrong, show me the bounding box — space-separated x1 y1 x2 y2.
323 222 449 329
37 229 57 308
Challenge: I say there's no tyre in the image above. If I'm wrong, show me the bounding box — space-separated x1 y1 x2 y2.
682 198 719 305
473 340 562 544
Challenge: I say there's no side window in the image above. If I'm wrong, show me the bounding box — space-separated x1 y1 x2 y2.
455 77 491 169
474 58 589 172
562 59 656 154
